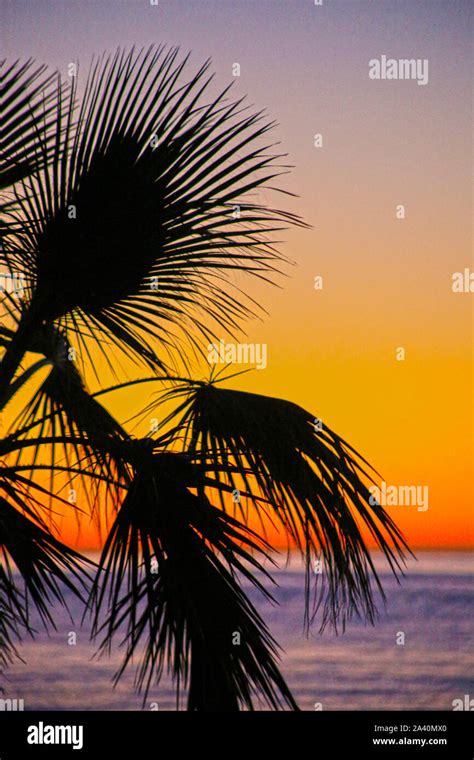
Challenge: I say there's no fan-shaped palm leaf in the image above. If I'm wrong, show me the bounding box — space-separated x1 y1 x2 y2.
150 380 410 629
90 450 297 710
0 45 306 399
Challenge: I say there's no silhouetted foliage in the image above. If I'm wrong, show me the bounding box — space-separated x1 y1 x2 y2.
0 47 409 709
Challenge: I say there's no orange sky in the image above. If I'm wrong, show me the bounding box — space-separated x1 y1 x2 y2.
2 0 472 552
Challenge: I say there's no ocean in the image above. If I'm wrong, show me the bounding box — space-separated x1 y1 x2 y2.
2 551 473 711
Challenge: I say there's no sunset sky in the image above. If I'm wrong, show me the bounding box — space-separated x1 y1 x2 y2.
2 0 472 550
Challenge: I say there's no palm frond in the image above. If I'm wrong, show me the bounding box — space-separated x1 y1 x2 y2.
0 472 92 684
89 450 297 710
1 46 306 370
0 496 89 618
151 380 410 630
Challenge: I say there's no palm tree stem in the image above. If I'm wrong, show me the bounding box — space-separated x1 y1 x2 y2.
187 640 240 712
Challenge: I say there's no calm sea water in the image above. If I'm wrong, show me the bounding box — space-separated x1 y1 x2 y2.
2 551 473 711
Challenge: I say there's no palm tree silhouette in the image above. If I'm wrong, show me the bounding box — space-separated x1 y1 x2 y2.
0 47 409 710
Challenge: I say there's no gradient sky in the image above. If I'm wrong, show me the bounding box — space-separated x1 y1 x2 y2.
2 0 473 549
